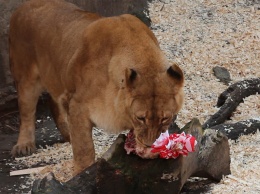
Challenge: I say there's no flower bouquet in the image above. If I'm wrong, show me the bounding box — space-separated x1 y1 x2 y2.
124 130 197 159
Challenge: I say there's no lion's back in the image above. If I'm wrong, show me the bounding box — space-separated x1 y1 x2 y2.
9 0 102 91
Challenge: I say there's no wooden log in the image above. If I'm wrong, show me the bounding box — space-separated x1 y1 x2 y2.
32 118 231 194
203 78 260 129
210 119 260 140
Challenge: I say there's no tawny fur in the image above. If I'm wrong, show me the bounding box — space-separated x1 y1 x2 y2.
9 0 184 175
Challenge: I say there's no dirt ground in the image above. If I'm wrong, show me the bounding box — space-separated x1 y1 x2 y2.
1 0 260 193
0 97 64 194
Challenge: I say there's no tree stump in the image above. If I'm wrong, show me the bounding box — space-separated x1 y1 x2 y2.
32 118 230 194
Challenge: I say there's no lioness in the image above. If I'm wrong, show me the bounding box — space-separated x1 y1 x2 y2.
9 0 184 174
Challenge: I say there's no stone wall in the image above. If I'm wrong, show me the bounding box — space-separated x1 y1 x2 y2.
0 0 150 107
0 0 28 88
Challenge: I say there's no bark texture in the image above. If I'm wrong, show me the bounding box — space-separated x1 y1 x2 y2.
203 78 260 129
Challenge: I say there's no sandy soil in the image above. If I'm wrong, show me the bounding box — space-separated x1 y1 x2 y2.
148 0 260 193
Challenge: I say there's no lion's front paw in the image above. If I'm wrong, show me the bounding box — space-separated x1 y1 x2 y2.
72 159 94 177
11 142 36 157
72 163 88 177
72 166 82 177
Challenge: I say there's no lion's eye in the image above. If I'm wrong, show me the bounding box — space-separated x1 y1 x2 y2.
136 116 146 123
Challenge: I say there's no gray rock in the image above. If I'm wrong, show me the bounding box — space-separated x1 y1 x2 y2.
213 66 231 85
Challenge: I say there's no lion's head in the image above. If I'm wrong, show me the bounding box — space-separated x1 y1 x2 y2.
103 14 184 158
124 63 184 158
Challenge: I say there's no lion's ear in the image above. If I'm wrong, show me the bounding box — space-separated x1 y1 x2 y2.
118 68 137 89
167 63 184 83
125 68 137 86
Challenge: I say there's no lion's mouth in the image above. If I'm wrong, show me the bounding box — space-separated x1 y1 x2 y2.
124 130 159 159
126 130 152 148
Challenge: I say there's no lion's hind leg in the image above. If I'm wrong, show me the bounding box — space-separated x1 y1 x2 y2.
11 65 44 157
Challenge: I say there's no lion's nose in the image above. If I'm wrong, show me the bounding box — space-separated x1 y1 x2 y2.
146 129 161 145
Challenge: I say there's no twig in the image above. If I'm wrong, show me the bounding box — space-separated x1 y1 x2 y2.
10 167 45 176
5 124 17 131
0 111 19 119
